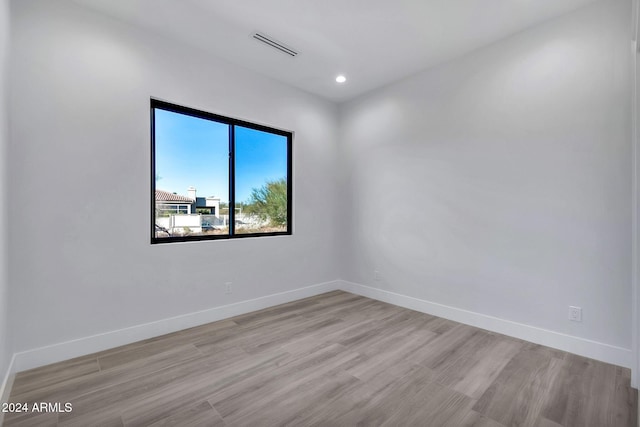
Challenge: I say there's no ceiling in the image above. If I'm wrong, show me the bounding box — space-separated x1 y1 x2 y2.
73 0 601 103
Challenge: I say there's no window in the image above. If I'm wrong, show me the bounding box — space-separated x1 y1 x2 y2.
157 204 190 216
151 99 292 243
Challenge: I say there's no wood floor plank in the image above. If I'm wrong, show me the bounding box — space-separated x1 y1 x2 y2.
296 363 429 427
11 344 206 405
422 316 459 334
473 345 566 427
406 323 485 370
346 329 437 382
230 298 320 326
278 319 356 357
541 353 637 427
208 343 362 422
537 417 566 427
436 335 523 399
97 320 238 371
314 290 363 306
459 410 507 427
194 312 345 356
144 401 224 427
328 364 439 426
2 410 59 427
4 291 636 427
58 413 124 427
613 366 638 427
57 345 278 423
240 317 344 355
310 295 382 320
88 349 288 426
225 371 361 426
380 381 475 427
10 355 100 396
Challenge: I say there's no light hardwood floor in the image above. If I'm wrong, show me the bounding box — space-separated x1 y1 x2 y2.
3 291 637 426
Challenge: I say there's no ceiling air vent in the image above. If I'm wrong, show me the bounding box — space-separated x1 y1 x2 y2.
252 32 298 57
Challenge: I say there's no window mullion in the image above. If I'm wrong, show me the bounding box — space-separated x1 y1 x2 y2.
229 124 235 237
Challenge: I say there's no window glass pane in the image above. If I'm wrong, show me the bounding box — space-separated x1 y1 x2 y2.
151 100 292 243
154 108 230 239
234 126 289 234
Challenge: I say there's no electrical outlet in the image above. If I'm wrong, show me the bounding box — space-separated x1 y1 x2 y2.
569 306 582 322
225 282 232 294
374 270 381 281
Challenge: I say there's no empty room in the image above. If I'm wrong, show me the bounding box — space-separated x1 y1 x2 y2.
1 0 640 425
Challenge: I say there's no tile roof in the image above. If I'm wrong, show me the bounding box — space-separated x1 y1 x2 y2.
155 189 194 203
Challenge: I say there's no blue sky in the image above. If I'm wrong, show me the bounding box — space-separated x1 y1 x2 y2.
155 109 288 203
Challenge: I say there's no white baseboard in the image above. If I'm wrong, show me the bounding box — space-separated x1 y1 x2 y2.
6 278 633 381
12 280 341 373
339 280 633 369
0 353 16 424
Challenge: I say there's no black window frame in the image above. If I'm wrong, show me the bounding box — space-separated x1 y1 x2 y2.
151 99 293 244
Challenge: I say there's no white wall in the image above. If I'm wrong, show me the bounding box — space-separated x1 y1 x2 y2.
9 0 339 354
339 0 632 351
0 0 11 393
634 45 640 393
5 0 637 375
633 0 640 391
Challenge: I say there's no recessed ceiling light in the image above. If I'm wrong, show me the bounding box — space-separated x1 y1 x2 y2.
336 75 347 83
